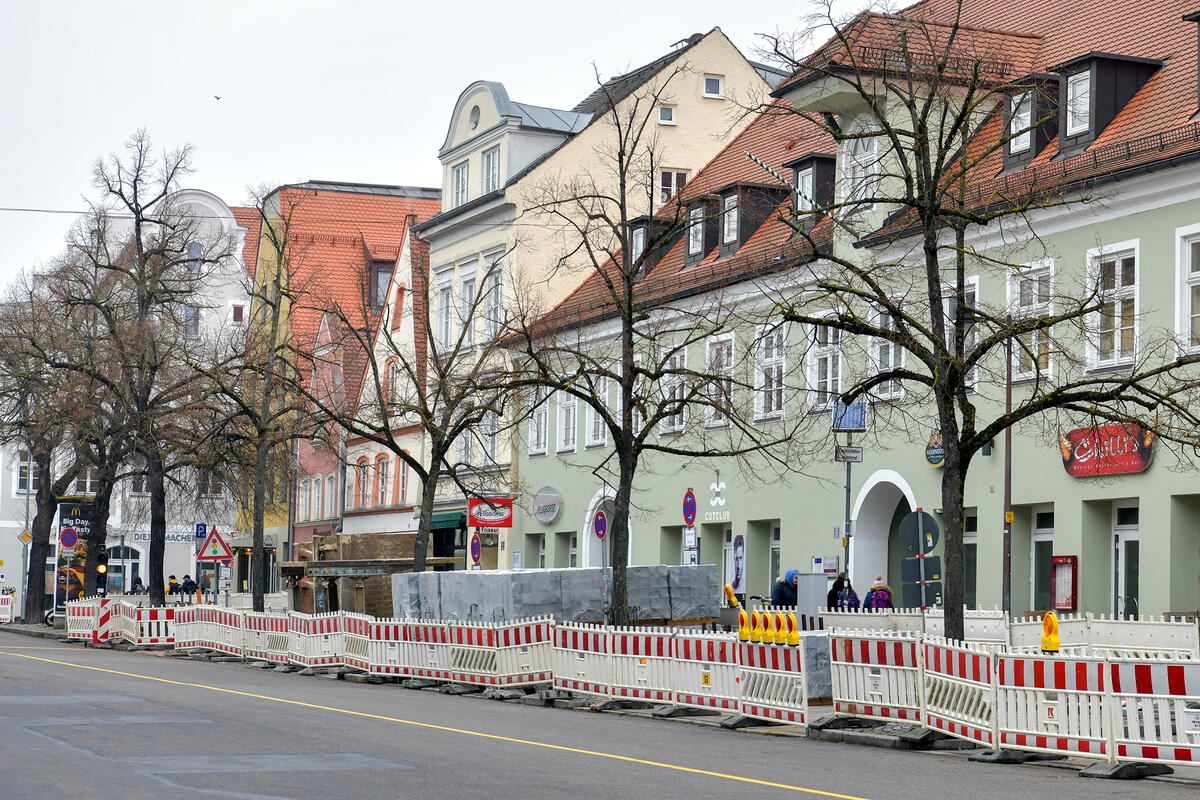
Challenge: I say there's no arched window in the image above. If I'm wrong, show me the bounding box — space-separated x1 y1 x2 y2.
386 359 399 404
357 460 369 508
376 456 389 507
326 472 336 518
843 117 879 205
298 478 309 521
312 476 322 520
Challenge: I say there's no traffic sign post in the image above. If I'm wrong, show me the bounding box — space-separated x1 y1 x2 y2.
470 533 482 570
832 400 868 583
59 528 77 549
899 509 941 615
196 526 233 605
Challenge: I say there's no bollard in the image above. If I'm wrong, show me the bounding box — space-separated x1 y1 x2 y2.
1041 610 1060 654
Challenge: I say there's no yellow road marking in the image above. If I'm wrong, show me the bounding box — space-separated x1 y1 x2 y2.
0 645 72 650
0 649 871 799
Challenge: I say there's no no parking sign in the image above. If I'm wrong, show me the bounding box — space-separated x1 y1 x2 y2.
594 511 607 540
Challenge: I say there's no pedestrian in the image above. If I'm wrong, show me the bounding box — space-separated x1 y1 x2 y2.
826 572 845 611
863 575 894 611
838 579 860 611
771 569 800 608
180 574 197 597
131 576 145 594
167 575 179 595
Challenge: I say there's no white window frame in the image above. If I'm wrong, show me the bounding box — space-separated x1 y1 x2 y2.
298 478 309 521
436 274 454 350
705 333 734 429
198 470 221 498
312 476 322 519
869 303 904 401
843 121 878 206
630 227 646 265
795 167 815 212
1031 503 1055 612
941 276 980 390
397 459 407 506
1009 91 1033 154
658 104 676 125
1175 223 1200 354
386 360 400 404
1007 259 1055 380
703 74 725 98
482 146 501 194
755 323 786 421
687 207 703 256
586 374 608 448
377 457 389 506
626 355 645 436
481 411 500 463
357 461 369 508
128 459 147 496
1086 240 1139 369
231 303 246 325
557 391 577 453
458 425 474 465
722 195 738 244
325 472 336 518
806 321 841 411
183 306 200 337
528 386 548 456
483 251 503 339
459 276 476 347
659 348 687 435
73 467 99 495
659 168 689 204
451 160 469 208
1066 70 1091 136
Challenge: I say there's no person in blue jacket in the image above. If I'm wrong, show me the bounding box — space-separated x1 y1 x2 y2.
771 568 801 607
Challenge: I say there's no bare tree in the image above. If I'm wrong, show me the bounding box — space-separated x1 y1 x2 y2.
759 2 1200 638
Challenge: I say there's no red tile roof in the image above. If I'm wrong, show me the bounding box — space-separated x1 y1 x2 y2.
230 206 261 281
531 103 834 333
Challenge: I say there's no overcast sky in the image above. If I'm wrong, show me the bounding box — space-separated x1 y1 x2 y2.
0 0 858 287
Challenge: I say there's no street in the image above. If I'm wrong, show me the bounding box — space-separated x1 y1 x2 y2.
0 631 1193 799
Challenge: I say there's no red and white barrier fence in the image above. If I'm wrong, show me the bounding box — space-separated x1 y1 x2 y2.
0 595 14 623
830 630 922 723
739 638 810 725
923 638 999 746
243 611 291 663
287 612 346 669
673 630 740 712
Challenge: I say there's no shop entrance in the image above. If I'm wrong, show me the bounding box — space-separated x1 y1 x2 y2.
1112 503 1140 619
850 470 917 591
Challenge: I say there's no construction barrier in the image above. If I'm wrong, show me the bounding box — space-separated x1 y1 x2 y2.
0 594 13 623
287 612 346 669
923 637 997 746
365 618 408 677
830 630 922 723
672 630 740 712
406 619 452 680
553 622 610 697
343 613 373 672
738 637 809 725
243 611 290 663
1109 658 1200 764
996 652 1110 758
66 596 103 641
608 626 675 703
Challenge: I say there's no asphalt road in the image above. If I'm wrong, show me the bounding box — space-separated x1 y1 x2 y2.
0 630 1196 799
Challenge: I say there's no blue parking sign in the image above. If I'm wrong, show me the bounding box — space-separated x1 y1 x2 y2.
195 523 207 540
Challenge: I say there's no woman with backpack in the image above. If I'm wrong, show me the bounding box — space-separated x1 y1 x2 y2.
863 576 894 611
837 579 860 611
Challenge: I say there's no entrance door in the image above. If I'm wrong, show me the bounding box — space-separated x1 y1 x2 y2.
1112 504 1140 620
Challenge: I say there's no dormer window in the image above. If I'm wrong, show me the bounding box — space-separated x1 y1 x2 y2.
722 196 738 243
1009 92 1033 154
784 153 835 217
687 207 703 255
630 227 646 265
795 167 815 212
1065 71 1091 136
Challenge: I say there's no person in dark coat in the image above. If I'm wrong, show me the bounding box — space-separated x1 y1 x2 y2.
827 572 845 610
771 569 801 607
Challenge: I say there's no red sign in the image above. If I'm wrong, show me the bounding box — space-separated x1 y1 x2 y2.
196 526 234 561
467 498 513 528
1059 424 1154 477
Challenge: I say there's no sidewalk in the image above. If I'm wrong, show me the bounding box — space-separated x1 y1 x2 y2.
0 623 67 641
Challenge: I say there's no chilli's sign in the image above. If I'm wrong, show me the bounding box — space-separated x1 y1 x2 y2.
467 497 514 528
1059 424 1154 477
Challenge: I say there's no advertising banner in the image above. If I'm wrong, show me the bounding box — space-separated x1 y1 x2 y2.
467 497 514 528
1059 424 1153 477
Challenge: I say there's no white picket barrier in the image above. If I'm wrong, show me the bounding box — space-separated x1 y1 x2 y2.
172 605 203 649
0 594 14 623
922 637 999 746
608 626 676 703
243 611 290 663
1109 658 1200 764
66 596 102 640
365 618 410 677
738 637 809 726
286 612 345 668
553 623 610 697
670 630 740 712
343 613 373 672
405 620 452 680
830 630 922 723
996 651 1111 759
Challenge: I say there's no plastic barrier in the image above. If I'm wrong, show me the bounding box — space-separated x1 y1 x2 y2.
0 595 13 623
996 652 1110 758
343 613 373 672
923 637 997 746
287 612 345 668
488 618 553 686
830 630 922 723
672 630 740 711
406 620 451 680
553 623 610 697
66 596 102 640
608 626 675 702
738 637 809 725
1109 658 1200 764
365 618 409 677
244 611 290 663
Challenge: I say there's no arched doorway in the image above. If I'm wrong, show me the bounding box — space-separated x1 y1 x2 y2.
580 487 615 568
850 470 917 593
106 545 141 594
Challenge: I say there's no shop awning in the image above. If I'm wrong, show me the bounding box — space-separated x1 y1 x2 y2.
430 512 466 530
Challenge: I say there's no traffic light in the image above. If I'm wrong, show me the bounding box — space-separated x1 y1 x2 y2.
96 552 108 593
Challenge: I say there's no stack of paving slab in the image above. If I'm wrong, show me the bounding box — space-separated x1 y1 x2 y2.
391 564 719 623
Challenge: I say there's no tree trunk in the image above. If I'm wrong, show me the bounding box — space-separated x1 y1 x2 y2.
82 463 117 597
147 449 167 607
412 459 441 573
251 434 268 612
939 424 968 642
609 457 635 625
23 459 55 622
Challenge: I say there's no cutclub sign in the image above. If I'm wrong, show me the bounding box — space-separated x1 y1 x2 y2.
1059 424 1154 477
467 497 514 528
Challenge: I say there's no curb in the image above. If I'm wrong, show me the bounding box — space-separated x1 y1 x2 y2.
0 624 69 642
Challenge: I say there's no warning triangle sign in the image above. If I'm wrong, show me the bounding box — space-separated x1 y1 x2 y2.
196 526 234 562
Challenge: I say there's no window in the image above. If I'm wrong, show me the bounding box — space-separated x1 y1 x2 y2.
372 260 393 312
659 169 689 203
183 306 200 337
658 104 676 125
569 534 578 568
128 460 146 495
458 425 474 465
1009 91 1032 154
963 510 978 610
459 277 475 347
377 458 389 506
436 281 454 349
808 324 840 409
1066 71 1091 136
73 468 99 495
451 161 469 208
483 255 503 339
528 387 548 455
298 479 309 521
231 304 245 324
1089 243 1137 367
844 127 878 205
660 349 687 434
722 195 738 244
325 472 336 518
357 461 369 508
755 324 786 420
703 74 724 98
186 243 202 272
795 167 815 212
312 476 322 519
386 360 400 403
870 305 903 400
628 356 645 435
1177 226 1200 351
1010 260 1053 379
397 460 407 506
557 391 577 453
630 227 646 266
943 280 979 388
482 411 499 462
482 146 501 194
538 534 547 569
198 471 221 498
706 335 733 428
1032 505 1054 612
687 207 703 256
586 375 607 447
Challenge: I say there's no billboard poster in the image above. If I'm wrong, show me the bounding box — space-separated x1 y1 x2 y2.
1059 424 1153 477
